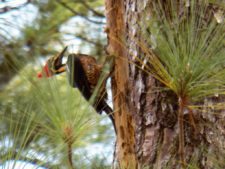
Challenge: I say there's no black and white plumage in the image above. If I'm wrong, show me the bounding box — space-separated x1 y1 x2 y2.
38 47 115 132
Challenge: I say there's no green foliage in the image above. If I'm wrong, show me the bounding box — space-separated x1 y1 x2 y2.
139 0 225 167
0 0 113 166
143 0 225 104
0 62 114 168
0 0 106 89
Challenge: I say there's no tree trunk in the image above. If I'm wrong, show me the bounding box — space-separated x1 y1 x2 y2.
105 0 225 169
105 0 137 168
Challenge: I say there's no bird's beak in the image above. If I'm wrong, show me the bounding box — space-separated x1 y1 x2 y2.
37 46 68 79
55 46 68 67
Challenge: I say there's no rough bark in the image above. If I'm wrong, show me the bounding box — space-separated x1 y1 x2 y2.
105 0 225 169
105 0 137 168
124 0 225 169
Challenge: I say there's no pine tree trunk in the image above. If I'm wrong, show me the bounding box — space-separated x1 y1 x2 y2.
105 0 137 168
105 0 225 168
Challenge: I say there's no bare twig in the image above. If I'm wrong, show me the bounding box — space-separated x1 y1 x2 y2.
67 142 75 169
62 32 103 46
63 124 75 169
77 1 105 17
76 34 102 46
0 0 31 14
178 97 186 168
56 0 105 25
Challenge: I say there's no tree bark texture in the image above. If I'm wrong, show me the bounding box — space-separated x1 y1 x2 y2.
105 0 137 168
105 0 225 169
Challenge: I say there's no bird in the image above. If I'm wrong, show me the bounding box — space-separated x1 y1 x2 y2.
37 47 116 132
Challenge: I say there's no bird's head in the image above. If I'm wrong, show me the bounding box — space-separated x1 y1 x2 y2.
37 46 68 78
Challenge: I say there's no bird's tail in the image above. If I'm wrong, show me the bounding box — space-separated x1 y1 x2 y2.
103 104 113 115
97 101 116 133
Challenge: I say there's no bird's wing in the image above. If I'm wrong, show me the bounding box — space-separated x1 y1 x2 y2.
67 54 92 100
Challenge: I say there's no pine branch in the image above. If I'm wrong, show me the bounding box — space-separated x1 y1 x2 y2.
0 151 54 169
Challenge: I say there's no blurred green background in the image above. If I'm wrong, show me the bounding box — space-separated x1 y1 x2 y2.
0 0 114 168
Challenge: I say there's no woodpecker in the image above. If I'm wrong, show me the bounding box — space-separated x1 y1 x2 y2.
37 47 115 132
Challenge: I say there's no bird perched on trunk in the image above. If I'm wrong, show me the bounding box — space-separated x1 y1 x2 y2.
37 47 115 132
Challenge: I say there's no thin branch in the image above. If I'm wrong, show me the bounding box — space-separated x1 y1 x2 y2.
77 1 105 17
76 34 103 46
178 97 186 168
56 0 105 25
0 0 31 14
62 32 103 46
67 142 75 169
